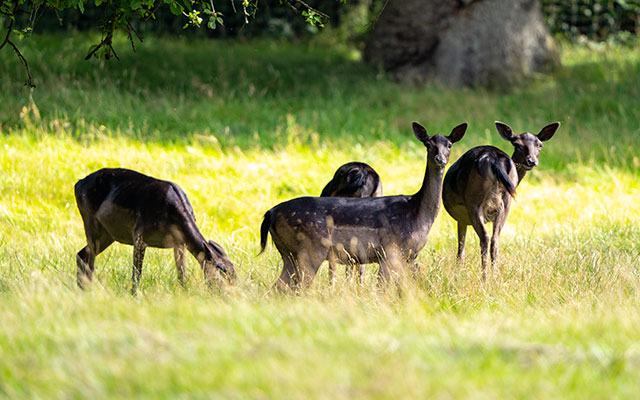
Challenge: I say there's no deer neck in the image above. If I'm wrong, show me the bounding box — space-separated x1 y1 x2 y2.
412 160 445 225
515 164 528 186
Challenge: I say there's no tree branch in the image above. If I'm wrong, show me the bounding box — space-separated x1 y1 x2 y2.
369 0 390 30
86 11 119 60
108 42 120 60
0 0 20 50
281 0 329 20
144 2 162 22
126 19 143 52
28 3 45 32
281 0 298 14
7 39 35 87
294 0 329 19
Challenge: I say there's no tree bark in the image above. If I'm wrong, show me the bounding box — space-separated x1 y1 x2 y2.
364 0 558 87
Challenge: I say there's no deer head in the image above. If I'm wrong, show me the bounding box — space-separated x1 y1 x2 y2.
204 240 237 282
495 121 560 170
413 122 468 167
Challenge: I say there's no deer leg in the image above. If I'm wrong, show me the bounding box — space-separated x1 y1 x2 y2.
76 229 113 289
274 254 297 292
76 246 94 289
377 252 407 293
357 264 364 284
174 245 187 287
456 221 467 264
296 246 325 289
328 261 335 283
491 210 508 268
344 261 353 280
378 248 393 287
376 259 391 286
343 261 363 283
469 214 490 281
131 233 147 295
327 248 337 285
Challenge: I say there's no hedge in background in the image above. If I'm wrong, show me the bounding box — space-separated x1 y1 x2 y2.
542 0 639 41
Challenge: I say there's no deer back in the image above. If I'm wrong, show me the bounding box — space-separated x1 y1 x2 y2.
443 146 518 224
321 162 383 198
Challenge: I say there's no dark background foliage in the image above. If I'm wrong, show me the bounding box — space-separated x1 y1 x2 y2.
542 0 639 41
20 0 349 37
18 0 639 41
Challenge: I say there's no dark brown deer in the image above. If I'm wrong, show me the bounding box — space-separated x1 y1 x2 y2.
260 122 467 291
321 161 383 282
74 168 236 293
321 162 383 198
442 121 560 279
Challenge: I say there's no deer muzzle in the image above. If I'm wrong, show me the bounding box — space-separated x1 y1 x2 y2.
525 157 538 168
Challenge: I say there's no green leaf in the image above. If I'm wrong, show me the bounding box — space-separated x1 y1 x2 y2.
169 1 183 15
77 1 84 13
1 3 12 15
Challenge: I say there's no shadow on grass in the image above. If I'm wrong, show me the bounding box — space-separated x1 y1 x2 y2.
1 34 639 173
1 34 405 146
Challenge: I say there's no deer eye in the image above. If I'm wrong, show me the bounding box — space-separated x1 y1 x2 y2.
447 143 452 149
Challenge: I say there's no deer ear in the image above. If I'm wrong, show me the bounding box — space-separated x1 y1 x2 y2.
495 121 515 142
537 122 560 141
412 122 429 142
447 122 468 143
208 240 227 257
202 241 214 259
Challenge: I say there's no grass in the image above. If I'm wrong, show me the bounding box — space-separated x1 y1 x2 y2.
1 33 639 398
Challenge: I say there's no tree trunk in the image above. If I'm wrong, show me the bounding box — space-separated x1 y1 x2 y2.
363 0 558 87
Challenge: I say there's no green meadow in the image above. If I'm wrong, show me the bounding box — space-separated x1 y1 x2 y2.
1 34 639 398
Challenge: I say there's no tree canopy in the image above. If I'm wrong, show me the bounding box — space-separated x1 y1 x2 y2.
0 0 345 87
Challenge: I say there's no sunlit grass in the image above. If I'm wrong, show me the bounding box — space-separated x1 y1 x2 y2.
0 34 639 398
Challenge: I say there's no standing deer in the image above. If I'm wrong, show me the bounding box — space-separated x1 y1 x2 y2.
74 168 236 293
442 121 560 279
321 161 383 282
260 122 467 291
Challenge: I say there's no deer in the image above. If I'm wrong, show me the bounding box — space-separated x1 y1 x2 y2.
320 161 383 283
74 168 236 293
442 121 560 280
320 162 383 198
260 122 468 291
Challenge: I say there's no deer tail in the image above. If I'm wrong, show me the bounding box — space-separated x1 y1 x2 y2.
259 210 272 255
491 160 517 198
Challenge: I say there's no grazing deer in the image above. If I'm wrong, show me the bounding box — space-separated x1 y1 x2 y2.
442 121 560 279
260 122 467 291
321 161 383 283
74 168 236 293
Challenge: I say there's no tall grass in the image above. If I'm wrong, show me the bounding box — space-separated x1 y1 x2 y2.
0 34 639 398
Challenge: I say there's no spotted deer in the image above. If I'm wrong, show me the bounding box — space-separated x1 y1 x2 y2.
74 168 236 293
260 122 468 291
320 161 383 282
442 121 560 279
